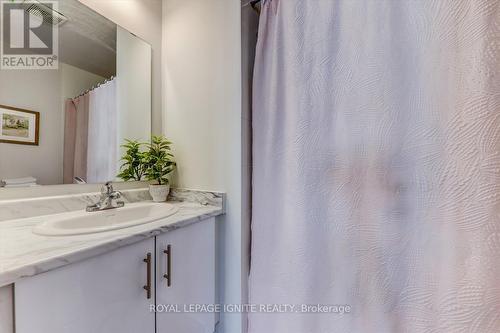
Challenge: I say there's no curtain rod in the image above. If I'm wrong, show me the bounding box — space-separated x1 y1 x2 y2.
73 75 115 100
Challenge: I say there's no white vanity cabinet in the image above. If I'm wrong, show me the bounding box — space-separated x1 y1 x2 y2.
15 237 156 333
156 217 216 333
13 218 216 333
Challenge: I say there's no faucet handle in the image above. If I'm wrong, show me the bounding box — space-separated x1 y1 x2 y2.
87 181 125 212
101 181 114 195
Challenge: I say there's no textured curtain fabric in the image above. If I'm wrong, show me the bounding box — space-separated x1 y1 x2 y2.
63 96 89 184
249 1 500 333
87 79 117 183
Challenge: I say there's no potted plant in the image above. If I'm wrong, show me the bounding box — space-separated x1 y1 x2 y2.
144 135 176 202
117 139 146 181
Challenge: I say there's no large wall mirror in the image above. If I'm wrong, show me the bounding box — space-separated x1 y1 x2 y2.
0 0 152 187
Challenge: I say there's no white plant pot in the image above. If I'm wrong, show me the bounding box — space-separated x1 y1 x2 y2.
149 184 170 202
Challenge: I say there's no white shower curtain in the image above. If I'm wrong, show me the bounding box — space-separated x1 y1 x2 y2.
63 79 117 184
87 79 118 183
249 1 500 333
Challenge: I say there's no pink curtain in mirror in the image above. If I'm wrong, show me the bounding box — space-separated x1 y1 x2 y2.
63 95 89 184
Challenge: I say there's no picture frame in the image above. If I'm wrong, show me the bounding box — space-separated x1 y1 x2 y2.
0 104 40 146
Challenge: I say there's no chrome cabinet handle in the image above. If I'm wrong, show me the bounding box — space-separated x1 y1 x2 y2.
143 252 152 299
163 245 172 287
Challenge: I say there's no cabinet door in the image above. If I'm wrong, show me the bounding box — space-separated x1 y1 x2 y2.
156 218 216 333
15 238 155 333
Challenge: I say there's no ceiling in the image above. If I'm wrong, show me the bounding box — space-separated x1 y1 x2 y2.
57 0 116 77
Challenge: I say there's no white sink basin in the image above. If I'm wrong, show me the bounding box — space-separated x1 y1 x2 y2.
33 202 178 236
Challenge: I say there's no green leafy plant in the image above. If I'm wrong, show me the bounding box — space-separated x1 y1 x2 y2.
144 136 176 185
117 139 147 181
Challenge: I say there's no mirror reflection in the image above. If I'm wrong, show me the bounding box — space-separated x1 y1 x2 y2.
0 0 152 187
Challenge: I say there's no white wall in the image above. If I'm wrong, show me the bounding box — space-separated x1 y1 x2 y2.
60 63 105 102
78 0 163 135
117 26 152 145
0 69 62 185
162 1 244 332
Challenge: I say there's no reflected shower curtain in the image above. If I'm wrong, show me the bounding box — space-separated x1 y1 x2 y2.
86 79 117 183
249 1 500 333
63 79 117 184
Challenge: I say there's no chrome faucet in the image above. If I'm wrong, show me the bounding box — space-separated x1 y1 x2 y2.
74 176 87 184
86 181 125 212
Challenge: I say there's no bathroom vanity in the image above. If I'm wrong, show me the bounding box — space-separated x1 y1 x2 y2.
0 187 224 333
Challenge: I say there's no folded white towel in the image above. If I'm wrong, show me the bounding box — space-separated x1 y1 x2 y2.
3 183 38 188
1 177 37 185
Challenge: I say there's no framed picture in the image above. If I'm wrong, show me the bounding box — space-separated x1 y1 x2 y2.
0 105 40 146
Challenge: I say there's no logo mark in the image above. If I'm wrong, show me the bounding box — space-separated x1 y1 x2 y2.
1 1 59 69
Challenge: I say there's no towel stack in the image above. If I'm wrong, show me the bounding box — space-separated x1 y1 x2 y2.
0 177 38 188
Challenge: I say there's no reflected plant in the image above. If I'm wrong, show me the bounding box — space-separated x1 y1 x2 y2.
117 139 147 181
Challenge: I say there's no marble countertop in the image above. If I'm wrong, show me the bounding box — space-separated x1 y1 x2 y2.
0 190 224 287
